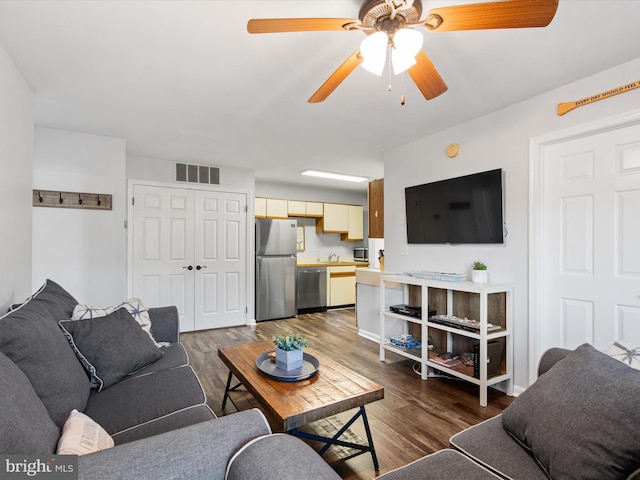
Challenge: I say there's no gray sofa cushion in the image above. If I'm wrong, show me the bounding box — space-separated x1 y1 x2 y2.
112 404 215 445
0 351 61 454
84 365 207 435
0 281 90 427
376 449 502 480
450 415 547 480
502 343 640 480
128 343 188 378
59 308 163 391
225 433 341 480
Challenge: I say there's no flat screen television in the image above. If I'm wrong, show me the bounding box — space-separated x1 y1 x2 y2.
405 169 504 244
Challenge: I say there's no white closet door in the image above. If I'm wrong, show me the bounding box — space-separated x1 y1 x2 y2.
132 184 195 332
540 123 640 353
193 189 247 330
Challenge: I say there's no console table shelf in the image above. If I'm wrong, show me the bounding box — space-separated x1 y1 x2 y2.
379 275 513 406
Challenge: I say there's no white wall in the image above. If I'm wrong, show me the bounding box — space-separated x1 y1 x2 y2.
32 127 126 304
384 58 640 391
0 42 34 310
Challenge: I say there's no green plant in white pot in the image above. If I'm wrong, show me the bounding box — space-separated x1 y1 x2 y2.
472 260 489 284
273 333 309 371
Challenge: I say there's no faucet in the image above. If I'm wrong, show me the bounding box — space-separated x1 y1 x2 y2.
328 252 337 263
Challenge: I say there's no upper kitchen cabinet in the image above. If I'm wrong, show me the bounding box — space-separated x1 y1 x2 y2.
341 205 364 241
288 200 323 218
255 197 289 219
316 203 349 233
368 178 384 238
255 197 267 218
266 198 288 218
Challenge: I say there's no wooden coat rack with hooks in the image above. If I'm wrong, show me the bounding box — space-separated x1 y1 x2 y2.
33 190 112 210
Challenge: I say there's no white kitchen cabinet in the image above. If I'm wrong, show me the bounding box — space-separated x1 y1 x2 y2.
328 265 356 306
317 203 349 233
265 198 288 219
341 205 364 241
288 200 324 217
305 202 324 217
255 197 267 218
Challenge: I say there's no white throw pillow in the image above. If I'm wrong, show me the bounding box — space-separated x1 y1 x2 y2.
604 340 640 370
72 298 167 347
56 409 114 455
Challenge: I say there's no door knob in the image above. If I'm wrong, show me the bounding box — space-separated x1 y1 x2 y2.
196 265 207 270
183 265 193 271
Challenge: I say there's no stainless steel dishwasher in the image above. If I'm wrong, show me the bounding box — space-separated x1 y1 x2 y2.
297 266 327 312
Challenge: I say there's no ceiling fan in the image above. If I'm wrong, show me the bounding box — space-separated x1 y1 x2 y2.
247 0 559 103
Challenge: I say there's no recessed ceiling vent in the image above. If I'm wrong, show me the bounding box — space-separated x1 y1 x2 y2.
175 163 220 185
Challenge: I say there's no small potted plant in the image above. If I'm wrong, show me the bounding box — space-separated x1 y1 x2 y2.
273 333 309 371
472 260 489 284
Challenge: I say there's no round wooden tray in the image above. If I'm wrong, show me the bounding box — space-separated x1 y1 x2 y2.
256 351 320 382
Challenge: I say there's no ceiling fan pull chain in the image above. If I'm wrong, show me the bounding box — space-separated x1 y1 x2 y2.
401 72 406 105
387 44 392 92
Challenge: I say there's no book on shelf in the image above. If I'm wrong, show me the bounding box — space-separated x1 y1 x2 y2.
430 352 463 367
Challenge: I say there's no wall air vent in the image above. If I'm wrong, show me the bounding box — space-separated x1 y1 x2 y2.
175 163 220 185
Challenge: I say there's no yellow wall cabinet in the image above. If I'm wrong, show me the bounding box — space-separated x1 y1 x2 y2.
255 197 267 218
328 265 356 306
266 198 288 219
305 201 324 217
316 203 349 233
341 205 364 241
288 200 324 218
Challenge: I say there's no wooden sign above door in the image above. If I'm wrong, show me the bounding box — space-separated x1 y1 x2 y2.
557 80 640 116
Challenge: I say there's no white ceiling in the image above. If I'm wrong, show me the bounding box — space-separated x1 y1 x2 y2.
0 0 639 192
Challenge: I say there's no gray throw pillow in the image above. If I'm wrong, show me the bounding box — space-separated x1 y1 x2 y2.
502 343 640 480
59 308 163 391
0 281 90 427
0 351 61 454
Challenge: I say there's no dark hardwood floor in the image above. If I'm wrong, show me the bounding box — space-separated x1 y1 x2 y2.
181 308 513 479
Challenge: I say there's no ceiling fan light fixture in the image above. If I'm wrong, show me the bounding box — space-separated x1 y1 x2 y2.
391 28 423 74
360 31 388 76
301 170 369 183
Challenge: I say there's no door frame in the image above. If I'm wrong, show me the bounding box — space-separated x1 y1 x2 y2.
126 180 255 327
528 108 640 384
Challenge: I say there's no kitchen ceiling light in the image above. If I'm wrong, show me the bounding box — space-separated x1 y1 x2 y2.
301 170 369 183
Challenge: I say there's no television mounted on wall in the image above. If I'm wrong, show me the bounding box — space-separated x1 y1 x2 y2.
405 169 504 244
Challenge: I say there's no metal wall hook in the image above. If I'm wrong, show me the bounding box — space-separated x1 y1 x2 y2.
59 192 63 204
78 194 83 205
38 192 43 203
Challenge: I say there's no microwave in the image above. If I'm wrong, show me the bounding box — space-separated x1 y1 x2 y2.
353 247 368 261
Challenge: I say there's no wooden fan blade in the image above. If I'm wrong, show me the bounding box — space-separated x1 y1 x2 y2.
308 51 363 103
407 50 448 100
247 18 359 34
424 0 559 32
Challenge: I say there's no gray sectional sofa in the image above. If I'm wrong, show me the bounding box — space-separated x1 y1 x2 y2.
379 343 640 480
0 280 339 480
4 279 638 480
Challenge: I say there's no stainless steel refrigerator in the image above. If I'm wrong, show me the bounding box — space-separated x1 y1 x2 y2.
255 218 297 321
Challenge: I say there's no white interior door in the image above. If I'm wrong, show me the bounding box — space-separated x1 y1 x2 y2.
193 189 247 330
131 184 248 332
538 123 640 356
132 184 195 331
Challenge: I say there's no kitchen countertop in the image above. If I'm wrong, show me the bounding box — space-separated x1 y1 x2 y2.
297 261 369 267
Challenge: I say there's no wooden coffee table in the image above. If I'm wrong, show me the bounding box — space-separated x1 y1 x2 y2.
218 340 384 470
